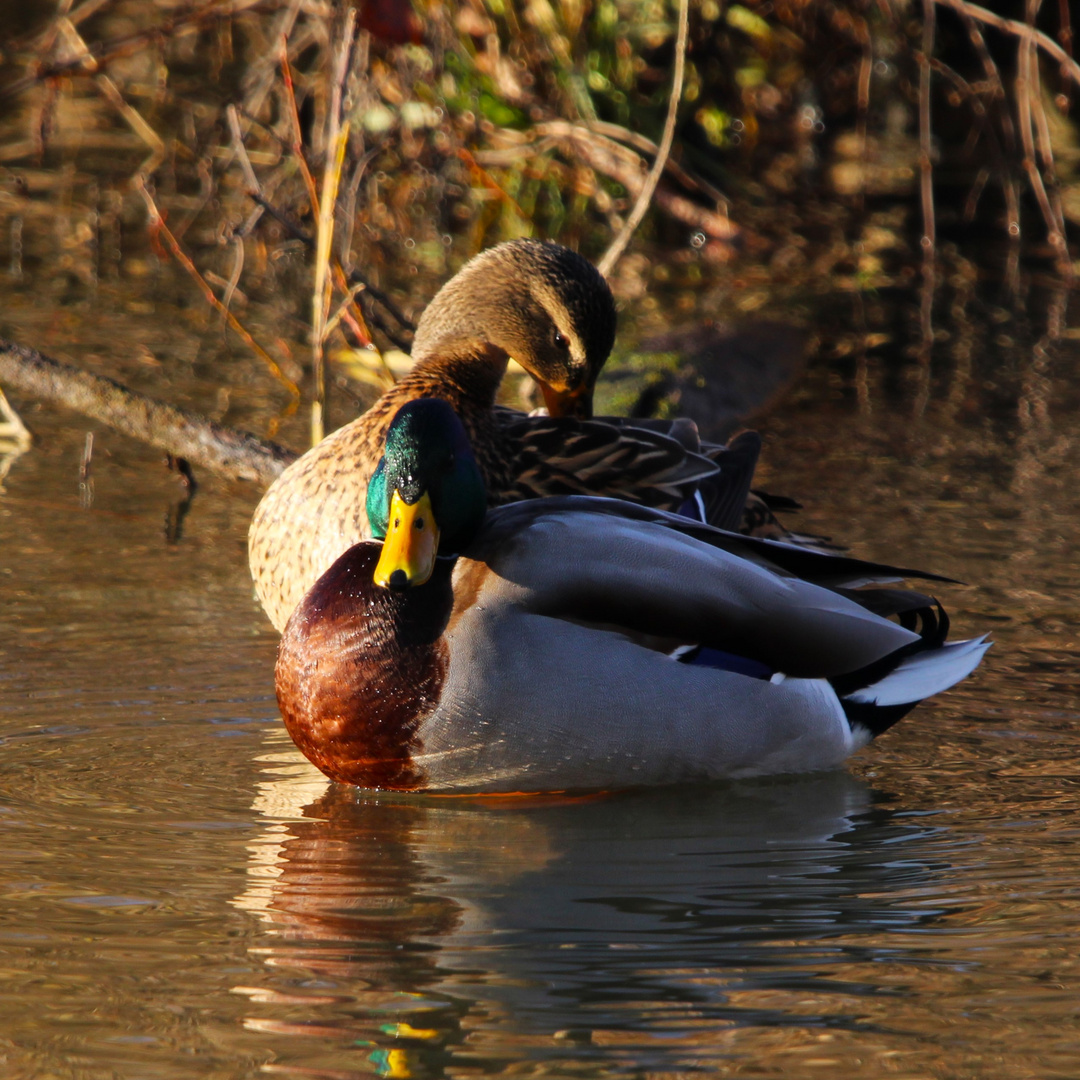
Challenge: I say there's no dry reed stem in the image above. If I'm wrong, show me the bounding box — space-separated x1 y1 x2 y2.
280 42 321 220
921 0 1021 289
323 279 368 341
1056 0 1074 107
597 0 690 278
310 122 349 445
227 104 263 195
3 0 250 100
1015 6 1051 248
309 7 356 447
329 262 373 348
1023 3 1071 278
947 0 1017 153
222 104 263 316
914 0 936 422
93 73 165 178
49 13 166 180
928 58 1016 228
939 0 1080 87
242 0 303 119
853 12 873 209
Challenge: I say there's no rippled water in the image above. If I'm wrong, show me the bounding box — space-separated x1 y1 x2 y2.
2 285 1080 1078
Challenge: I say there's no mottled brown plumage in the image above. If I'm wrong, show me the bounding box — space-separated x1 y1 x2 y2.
249 239 718 631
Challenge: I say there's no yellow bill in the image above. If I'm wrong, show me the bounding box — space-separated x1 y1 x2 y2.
374 490 440 590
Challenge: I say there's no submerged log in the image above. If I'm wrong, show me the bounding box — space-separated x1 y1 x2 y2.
0 339 296 486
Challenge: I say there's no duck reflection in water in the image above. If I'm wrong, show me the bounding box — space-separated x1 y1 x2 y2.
231 739 956 1076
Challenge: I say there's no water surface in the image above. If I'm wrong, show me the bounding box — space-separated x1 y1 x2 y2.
2 285 1080 1079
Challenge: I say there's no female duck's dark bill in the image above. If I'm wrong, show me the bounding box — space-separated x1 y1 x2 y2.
541 380 592 418
373 489 440 590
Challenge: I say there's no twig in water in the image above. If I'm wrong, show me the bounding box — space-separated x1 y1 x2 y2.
597 0 690 278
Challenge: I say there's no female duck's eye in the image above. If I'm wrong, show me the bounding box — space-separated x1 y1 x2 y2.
553 330 568 350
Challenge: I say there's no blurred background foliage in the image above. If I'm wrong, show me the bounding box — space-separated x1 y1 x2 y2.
0 0 1076 440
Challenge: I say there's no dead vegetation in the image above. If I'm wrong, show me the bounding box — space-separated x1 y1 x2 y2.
0 0 1076 462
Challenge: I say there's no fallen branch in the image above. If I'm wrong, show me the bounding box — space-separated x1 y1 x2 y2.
0 339 297 486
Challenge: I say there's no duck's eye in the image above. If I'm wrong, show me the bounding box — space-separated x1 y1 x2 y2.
414 518 425 531
553 330 569 350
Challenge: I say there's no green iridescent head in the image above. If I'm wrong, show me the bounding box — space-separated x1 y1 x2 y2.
366 399 488 591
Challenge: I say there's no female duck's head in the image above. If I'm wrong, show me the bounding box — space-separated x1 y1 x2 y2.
366 399 488 591
410 239 617 419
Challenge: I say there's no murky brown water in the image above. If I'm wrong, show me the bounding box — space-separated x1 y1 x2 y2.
2 268 1080 1079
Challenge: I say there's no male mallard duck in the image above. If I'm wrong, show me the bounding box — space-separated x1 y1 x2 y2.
250 238 729 632
275 399 989 793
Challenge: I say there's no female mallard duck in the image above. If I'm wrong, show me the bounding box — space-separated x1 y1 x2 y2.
275 399 988 793
249 239 802 633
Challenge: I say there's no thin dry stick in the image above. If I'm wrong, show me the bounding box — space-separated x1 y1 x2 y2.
1013 3 1069 276
946 0 1017 150
3 1 273 100
597 0 690 278
68 0 112 27
583 120 729 207
93 72 166 177
310 125 350 445
853 13 873 209
939 0 1080 87
136 181 300 411
280 41 321 219
51 14 166 178
954 11 1021 285
919 0 936 280
914 0 936 421
917 0 1021 287
241 0 303 118
222 104 263 316
1023 3 1071 276
329 262 373 346
226 103 262 193
928 57 1017 226
1057 0 1074 106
